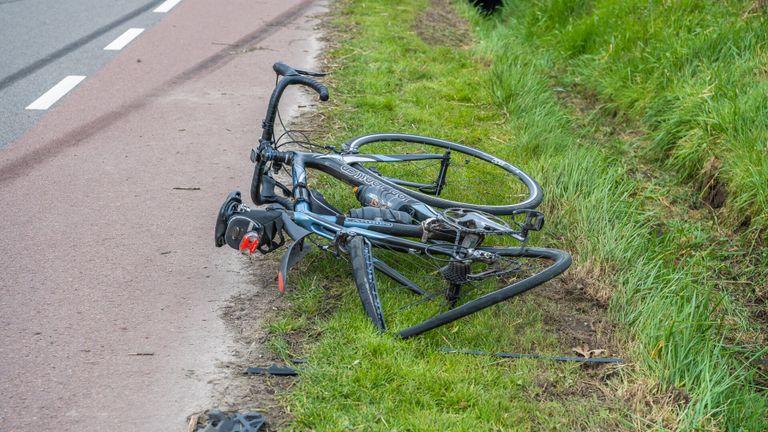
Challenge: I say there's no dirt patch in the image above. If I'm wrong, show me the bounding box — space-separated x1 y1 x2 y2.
556 84 618 122
201 256 296 431
743 0 768 18
533 274 619 355
521 262 624 395
617 379 690 430
524 270 692 430
699 155 728 209
413 0 473 48
716 251 768 345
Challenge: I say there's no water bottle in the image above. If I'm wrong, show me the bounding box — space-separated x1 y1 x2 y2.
355 185 415 215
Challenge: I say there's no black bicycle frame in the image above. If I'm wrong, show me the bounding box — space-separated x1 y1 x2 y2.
255 146 445 242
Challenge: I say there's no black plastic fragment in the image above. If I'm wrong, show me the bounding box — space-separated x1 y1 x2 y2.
196 410 265 432
245 364 300 376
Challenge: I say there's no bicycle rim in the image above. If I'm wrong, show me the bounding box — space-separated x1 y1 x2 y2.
368 242 571 338
344 134 542 214
348 235 386 331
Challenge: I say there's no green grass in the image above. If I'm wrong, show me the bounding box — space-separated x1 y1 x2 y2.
265 0 767 430
473 1 768 429
504 0 768 235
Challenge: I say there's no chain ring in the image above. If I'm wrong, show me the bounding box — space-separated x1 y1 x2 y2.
440 208 515 235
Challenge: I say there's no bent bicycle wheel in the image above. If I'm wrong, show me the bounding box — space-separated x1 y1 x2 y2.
347 235 386 331
368 243 571 338
342 133 542 215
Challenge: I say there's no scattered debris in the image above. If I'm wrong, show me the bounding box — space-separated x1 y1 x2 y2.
439 347 624 364
187 414 200 432
191 410 265 432
127 352 155 356
244 364 299 376
572 343 607 359
173 187 201 191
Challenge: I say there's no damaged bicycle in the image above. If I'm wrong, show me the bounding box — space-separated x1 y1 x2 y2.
214 62 571 338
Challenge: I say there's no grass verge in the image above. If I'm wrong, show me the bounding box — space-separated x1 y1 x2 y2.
261 0 767 430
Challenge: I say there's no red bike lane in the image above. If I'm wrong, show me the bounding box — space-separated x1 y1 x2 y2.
0 0 324 430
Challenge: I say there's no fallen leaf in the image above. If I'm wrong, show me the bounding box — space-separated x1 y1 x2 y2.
572 344 608 359
572 344 591 358
589 349 607 358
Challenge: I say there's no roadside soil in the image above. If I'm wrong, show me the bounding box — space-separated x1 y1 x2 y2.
201 104 329 432
196 7 329 430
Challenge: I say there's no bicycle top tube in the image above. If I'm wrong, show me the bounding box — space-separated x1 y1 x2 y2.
257 146 440 221
291 209 457 256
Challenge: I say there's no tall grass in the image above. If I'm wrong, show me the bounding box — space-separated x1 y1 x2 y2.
468 1 768 428
500 0 768 234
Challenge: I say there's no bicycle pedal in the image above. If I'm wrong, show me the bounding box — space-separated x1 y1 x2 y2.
513 209 545 232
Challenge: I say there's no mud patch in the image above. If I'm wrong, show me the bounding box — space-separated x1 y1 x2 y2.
203 256 295 431
743 0 768 18
413 0 473 48
533 275 619 356
522 265 624 398
523 272 691 430
699 156 727 209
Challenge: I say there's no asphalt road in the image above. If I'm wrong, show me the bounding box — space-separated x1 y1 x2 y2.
0 0 168 148
0 0 324 430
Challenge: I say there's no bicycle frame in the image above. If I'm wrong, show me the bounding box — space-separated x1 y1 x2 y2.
254 146 453 254
215 62 571 338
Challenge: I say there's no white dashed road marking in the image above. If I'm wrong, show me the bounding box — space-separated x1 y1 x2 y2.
104 28 145 51
153 0 183 13
26 76 87 110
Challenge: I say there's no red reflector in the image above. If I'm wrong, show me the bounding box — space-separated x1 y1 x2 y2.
239 232 260 255
277 272 285 293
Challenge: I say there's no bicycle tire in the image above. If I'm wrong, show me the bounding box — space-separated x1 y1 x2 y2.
347 235 386 332
343 133 543 215
367 243 571 338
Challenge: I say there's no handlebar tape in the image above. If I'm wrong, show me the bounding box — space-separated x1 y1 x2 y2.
295 76 329 101
273 62 329 101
